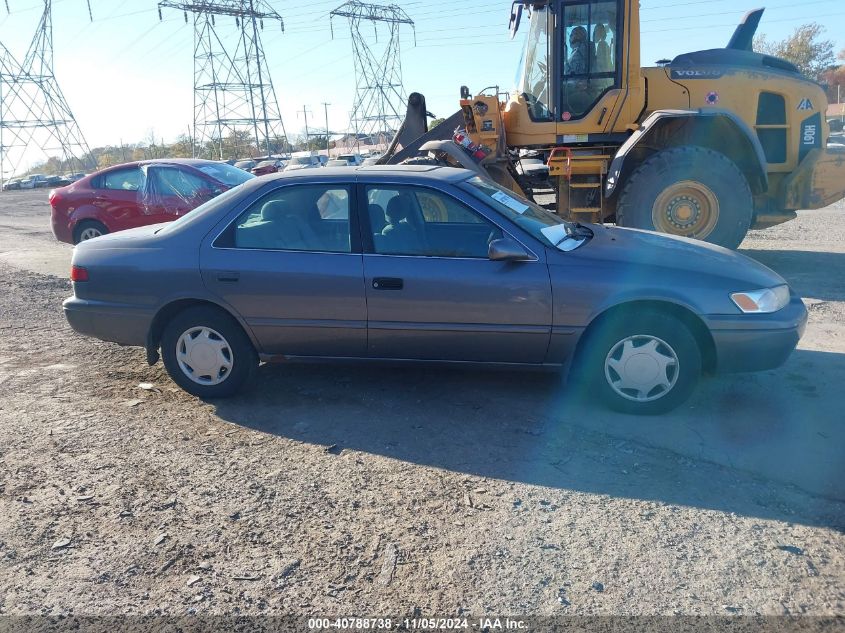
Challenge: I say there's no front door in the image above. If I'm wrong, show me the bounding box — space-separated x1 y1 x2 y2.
361 183 553 363
144 165 216 218
201 182 366 357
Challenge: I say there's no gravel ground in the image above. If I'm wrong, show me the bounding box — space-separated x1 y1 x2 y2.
0 190 843 619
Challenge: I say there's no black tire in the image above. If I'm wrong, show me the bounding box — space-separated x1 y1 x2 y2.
160 306 257 398
616 146 752 250
73 220 109 244
572 309 702 415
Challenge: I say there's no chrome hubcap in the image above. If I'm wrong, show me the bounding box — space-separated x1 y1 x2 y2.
79 227 103 241
604 335 679 403
176 326 233 386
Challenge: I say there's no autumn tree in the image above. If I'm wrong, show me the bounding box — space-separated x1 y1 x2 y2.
754 23 835 81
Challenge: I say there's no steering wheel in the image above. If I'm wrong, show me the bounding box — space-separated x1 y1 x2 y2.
523 92 551 120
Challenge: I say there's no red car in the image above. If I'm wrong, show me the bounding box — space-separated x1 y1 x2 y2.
250 159 285 177
50 159 254 244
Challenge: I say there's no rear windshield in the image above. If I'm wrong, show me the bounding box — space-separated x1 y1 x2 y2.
196 163 255 186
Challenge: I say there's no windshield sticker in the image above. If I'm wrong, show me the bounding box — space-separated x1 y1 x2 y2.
491 190 529 214
705 91 719 105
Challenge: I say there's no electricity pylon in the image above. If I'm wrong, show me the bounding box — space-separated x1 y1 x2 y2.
0 0 93 184
330 1 414 147
158 0 288 160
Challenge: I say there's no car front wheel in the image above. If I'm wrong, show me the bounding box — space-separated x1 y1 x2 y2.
161 306 257 398
578 310 702 415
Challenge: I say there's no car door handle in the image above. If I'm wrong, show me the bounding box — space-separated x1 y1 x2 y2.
373 277 403 290
216 271 240 282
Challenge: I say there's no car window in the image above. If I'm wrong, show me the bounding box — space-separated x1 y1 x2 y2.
198 162 255 186
226 184 352 252
149 167 207 198
366 185 501 258
100 167 143 191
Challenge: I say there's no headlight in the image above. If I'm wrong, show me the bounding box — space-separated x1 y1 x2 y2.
730 285 790 314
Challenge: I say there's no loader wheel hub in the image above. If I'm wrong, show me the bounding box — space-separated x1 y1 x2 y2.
653 181 720 238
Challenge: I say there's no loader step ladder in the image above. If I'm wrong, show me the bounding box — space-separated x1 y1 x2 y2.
547 147 611 223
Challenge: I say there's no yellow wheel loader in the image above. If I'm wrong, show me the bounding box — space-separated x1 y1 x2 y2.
381 2 845 249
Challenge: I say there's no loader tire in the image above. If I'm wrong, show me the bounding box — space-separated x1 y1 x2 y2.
616 146 752 250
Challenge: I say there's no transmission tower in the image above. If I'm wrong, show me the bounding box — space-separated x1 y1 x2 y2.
0 0 93 184
158 0 288 160
330 1 414 147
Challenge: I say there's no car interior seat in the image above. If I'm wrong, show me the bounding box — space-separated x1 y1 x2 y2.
381 194 428 254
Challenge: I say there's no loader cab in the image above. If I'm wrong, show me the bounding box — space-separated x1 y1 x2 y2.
514 0 640 137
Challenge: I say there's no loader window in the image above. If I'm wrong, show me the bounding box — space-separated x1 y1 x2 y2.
561 1 620 120
517 5 553 121
756 92 787 164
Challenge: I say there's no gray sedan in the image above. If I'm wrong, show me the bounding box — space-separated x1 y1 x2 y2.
64 166 807 414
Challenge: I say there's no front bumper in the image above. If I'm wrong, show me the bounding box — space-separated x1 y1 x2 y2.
704 296 808 373
63 296 152 347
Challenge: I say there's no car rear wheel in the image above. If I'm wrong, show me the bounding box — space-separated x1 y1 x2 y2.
73 220 108 244
575 309 702 415
161 306 257 398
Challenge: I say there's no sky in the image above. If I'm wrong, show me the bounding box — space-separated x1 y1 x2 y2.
0 0 844 169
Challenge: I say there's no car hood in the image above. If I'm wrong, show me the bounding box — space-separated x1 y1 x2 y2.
553 224 787 289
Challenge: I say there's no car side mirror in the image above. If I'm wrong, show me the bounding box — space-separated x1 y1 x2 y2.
488 237 532 261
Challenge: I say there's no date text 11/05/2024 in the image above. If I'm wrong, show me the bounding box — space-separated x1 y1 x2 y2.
307 617 528 630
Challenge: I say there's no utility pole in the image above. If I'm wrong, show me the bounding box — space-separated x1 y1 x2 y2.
322 101 331 156
158 0 288 160
298 105 312 150
330 1 414 150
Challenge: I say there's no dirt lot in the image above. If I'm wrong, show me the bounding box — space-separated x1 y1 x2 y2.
0 189 843 619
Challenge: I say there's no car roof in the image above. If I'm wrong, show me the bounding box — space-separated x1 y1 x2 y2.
263 164 473 183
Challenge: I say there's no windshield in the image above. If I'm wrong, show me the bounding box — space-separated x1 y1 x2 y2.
291 157 313 165
517 5 552 121
460 176 582 249
197 163 255 186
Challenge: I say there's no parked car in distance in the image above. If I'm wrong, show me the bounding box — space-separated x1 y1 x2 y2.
2 179 22 191
335 153 363 166
283 155 321 171
63 172 86 183
251 159 285 176
20 174 48 189
63 166 807 414
44 175 72 188
361 156 381 166
326 159 353 167
50 158 255 244
234 159 256 172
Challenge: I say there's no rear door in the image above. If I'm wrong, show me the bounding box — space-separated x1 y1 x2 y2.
201 181 367 357
360 182 553 363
